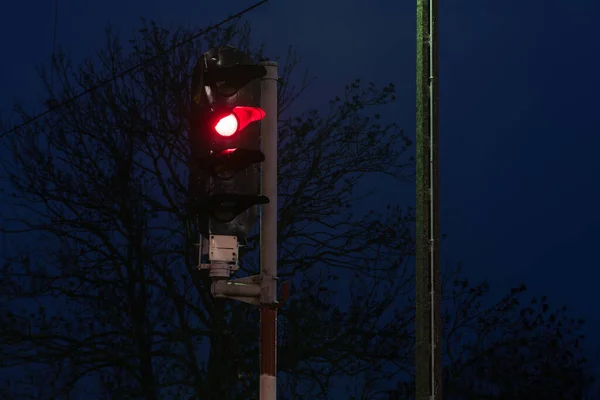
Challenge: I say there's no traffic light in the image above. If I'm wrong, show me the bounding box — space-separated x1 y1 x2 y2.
190 46 269 240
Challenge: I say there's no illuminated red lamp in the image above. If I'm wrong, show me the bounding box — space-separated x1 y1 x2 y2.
214 106 265 137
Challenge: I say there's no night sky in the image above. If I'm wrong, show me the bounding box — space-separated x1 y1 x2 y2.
2 0 599 371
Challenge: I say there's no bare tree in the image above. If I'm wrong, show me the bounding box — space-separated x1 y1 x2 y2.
0 19 412 399
384 273 595 400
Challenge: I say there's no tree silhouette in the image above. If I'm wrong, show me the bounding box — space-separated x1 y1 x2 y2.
441 280 594 399
0 19 595 399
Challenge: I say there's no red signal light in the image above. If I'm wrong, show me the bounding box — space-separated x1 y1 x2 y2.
214 106 265 137
215 114 238 136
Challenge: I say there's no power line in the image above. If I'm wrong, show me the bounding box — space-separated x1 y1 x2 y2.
0 0 268 139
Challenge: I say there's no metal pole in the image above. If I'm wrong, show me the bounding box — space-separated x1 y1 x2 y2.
415 0 441 398
259 61 278 400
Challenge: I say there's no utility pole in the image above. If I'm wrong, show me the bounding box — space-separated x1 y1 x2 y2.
259 61 278 400
415 0 441 399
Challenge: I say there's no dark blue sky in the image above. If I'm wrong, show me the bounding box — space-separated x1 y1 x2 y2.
1 0 599 358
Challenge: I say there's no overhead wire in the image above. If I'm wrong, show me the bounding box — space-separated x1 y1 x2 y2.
0 0 268 139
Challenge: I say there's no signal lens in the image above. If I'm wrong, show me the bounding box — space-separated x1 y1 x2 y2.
215 114 238 137
213 107 265 137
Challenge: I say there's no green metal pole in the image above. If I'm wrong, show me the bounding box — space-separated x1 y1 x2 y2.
416 0 441 398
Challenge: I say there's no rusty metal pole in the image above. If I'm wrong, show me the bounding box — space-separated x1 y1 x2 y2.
259 61 278 400
415 0 441 398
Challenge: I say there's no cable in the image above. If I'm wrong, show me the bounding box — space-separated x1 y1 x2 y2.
0 0 268 139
